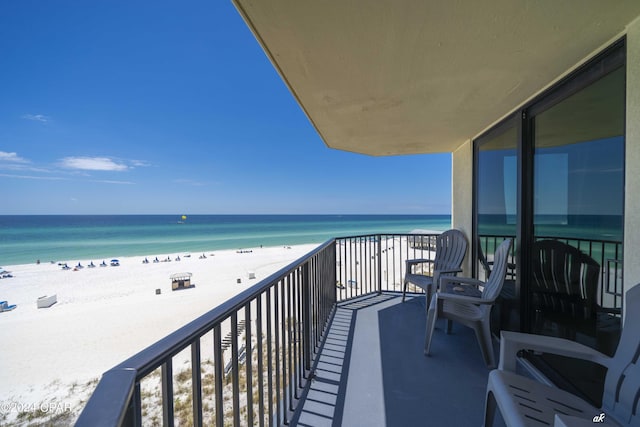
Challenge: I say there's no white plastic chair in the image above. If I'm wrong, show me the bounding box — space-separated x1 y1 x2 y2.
402 229 467 309
424 238 512 368
483 282 640 426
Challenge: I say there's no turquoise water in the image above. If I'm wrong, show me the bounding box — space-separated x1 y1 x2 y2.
0 215 451 266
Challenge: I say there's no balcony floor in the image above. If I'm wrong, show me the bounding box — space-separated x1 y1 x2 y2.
292 292 499 426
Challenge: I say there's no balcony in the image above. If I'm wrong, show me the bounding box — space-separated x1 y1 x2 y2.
76 233 621 426
290 292 492 426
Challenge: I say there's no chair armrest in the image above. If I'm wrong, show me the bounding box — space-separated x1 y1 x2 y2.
434 292 493 305
498 331 612 372
439 276 483 288
406 259 435 276
435 267 462 275
406 258 433 267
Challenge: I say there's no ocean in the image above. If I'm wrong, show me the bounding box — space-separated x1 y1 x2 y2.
0 215 452 266
477 214 623 242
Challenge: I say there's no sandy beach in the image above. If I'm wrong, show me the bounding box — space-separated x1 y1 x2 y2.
0 243 318 423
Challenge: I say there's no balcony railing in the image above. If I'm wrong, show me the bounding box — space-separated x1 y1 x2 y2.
76 233 441 426
77 232 622 426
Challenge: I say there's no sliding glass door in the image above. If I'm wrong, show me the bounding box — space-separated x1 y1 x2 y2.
530 67 625 354
473 39 625 404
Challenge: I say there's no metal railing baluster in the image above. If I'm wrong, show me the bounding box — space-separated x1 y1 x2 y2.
191 340 203 427
256 293 265 427
274 282 281 426
230 312 240 427
161 360 174 427
245 303 253 427
266 289 274 427
213 325 223 427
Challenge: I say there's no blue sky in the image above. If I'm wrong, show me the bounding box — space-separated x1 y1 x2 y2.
0 1 452 215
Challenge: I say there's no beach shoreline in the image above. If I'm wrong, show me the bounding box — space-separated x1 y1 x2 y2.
0 243 319 423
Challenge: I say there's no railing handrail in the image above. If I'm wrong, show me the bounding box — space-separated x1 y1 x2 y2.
335 231 440 238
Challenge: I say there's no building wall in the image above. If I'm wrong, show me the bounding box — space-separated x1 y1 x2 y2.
451 139 473 275
453 21 639 298
624 17 640 303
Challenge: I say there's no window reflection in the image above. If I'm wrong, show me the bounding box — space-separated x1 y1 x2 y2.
532 67 625 357
476 125 518 331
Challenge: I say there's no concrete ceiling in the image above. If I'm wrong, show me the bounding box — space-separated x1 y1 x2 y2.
232 0 640 156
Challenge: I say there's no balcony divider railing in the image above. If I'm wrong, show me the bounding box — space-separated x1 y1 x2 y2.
76 233 440 426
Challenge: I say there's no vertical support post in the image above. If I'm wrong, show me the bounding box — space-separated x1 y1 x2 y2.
213 325 224 427
122 382 141 427
256 293 265 427
245 303 254 427
280 278 289 424
266 290 274 427
377 234 382 294
274 283 281 427
191 340 203 427
302 262 311 374
231 312 240 427
330 241 337 308
161 361 174 427
518 109 534 333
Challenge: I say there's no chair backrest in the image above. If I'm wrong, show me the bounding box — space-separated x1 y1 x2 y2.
433 229 467 274
602 283 640 425
477 237 493 279
480 239 513 305
530 240 600 318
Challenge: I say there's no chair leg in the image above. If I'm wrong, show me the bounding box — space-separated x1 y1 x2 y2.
474 320 496 368
483 390 497 427
425 287 432 310
446 319 453 334
424 298 438 356
402 280 408 302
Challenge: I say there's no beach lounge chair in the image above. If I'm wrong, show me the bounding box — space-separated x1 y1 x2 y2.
483 282 640 426
0 301 17 312
402 229 467 308
425 238 512 368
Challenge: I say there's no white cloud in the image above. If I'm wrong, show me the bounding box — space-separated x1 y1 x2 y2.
131 160 151 167
0 151 29 163
92 179 134 185
21 114 50 123
60 157 129 171
0 173 66 181
174 178 205 186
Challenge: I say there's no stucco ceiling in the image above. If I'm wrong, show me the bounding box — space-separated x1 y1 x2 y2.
232 0 640 156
